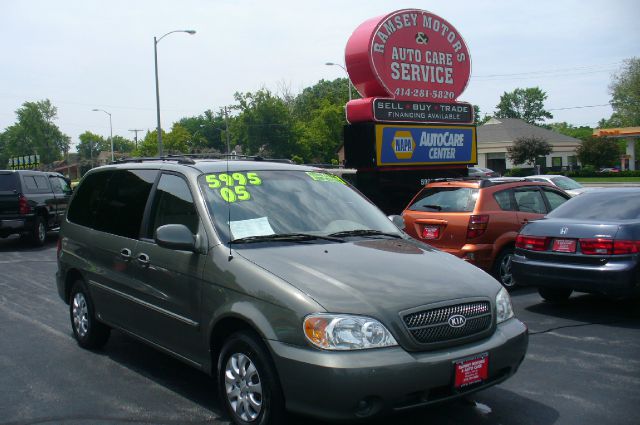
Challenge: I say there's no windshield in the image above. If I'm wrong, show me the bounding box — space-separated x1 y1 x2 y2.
198 170 401 243
550 176 583 190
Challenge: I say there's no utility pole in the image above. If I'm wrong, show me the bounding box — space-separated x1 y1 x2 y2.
128 129 143 149
223 106 231 154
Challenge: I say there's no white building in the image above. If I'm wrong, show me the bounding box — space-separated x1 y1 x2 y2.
477 118 582 174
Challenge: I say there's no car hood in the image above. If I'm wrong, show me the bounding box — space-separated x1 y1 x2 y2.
236 238 500 318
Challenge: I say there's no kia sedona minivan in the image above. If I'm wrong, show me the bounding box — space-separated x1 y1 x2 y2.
57 157 528 424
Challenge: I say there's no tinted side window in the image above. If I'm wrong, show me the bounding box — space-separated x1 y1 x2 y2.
493 189 513 211
514 189 546 214
23 176 38 192
94 170 158 239
67 171 113 227
542 188 569 211
49 176 63 194
34 175 50 190
148 174 198 237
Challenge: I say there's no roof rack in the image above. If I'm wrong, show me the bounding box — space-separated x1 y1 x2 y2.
114 154 295 165
479 177 527 188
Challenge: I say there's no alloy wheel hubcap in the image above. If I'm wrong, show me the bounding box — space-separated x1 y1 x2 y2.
500 254 515 287
224 352 263 422
38 222 45 242
72 293 89 337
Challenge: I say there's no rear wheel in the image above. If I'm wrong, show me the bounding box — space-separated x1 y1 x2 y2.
538 287 572 304
69 281 110 349
30 215 47 246
494 248 516 289
218 331 285 425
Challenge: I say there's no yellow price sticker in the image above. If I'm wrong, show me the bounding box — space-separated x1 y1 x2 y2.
206 172 261 203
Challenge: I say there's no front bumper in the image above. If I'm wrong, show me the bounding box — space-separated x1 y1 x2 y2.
512 252 640 297
268 318 528 421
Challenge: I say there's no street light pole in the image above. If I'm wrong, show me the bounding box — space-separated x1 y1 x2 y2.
325 62 353 101
92 108 113 162
154 29 196 157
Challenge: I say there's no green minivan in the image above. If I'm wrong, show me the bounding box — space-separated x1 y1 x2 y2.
56 157 528 424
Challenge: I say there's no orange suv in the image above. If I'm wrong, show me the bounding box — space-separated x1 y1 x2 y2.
402 178 570 288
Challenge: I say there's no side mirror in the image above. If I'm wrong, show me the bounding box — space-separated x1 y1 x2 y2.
388 215 405 231
155 224 196 251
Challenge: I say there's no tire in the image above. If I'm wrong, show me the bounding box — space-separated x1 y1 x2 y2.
217 331 285 425
69 281 110 349
538 287 572 304
31 215 47 246
494 248 516 289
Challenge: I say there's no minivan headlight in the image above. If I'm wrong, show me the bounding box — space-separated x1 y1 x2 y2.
303 314 398 350
496 287 514 323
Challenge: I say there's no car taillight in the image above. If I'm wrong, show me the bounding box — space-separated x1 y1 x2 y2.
613 240 640 254
580 238 640 255
467 215 489 239
516 235 549 251
18 194 30 215
579 238 613 255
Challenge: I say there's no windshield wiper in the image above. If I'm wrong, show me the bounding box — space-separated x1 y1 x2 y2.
230 233 345 244
327 229 403 239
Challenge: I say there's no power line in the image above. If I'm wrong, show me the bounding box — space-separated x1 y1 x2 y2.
472 61 622 79
548 104 610 111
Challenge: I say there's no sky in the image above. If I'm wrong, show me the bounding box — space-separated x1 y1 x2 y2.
1 0 639 149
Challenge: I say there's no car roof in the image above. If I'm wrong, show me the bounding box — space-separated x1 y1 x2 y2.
83 158 321 176
525 175 564 179
426 177 554 190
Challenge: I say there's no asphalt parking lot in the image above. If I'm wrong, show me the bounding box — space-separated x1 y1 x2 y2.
1 233 638 425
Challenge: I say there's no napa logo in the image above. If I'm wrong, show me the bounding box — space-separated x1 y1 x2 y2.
391 131 415 159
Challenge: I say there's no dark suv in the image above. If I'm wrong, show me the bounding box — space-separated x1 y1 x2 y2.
57 158 528 424
0 170 72 245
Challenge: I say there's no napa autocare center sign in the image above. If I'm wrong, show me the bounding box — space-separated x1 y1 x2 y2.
344 9 477 167
376 124 476 166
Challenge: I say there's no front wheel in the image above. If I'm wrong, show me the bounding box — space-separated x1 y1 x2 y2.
494 248 516 289
218 331 285 425
69 281 110 349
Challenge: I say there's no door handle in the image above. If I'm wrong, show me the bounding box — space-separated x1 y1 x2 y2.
137 253 150 266
120 248 132 260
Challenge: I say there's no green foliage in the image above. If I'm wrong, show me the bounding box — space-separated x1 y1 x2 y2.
548 122 593 141
495 87 553 125
177 109 227 153
77 131 107 160
503 167 527 177
600 57 640 127
473 105 491 125
0 99 70 166
506 136 552 166
575 136 621 168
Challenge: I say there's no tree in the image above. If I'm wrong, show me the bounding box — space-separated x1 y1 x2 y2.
232 89 297 158
600 57 640 127
495 87 553 125
506 136 552 167
77 131 107 161
0 99 70 165
547 122 593 142
473 105 491 125
576 137 620 168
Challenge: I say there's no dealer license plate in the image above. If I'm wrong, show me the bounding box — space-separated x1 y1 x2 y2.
454 353 488 389
552 239 576 253
422 225 440 239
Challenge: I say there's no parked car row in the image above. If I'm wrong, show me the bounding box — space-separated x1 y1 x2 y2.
401 178 640 303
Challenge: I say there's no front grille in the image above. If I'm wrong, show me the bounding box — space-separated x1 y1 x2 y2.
403 301 492 344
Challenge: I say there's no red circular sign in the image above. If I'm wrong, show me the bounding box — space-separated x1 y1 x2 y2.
345 9 471 102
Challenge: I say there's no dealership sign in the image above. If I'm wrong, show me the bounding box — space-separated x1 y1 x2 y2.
375 124 476 166
345 9 472 124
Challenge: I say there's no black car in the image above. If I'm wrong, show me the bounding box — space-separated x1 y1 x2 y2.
0 170 72 245
512 188 640 302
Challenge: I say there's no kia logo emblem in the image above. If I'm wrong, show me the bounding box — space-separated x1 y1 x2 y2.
560 227 569 235
448 314 466 328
